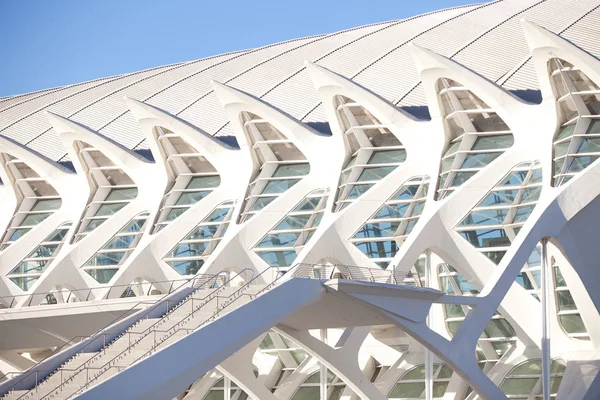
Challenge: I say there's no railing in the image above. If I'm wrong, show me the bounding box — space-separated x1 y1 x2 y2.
71 266 283 398
2 272 225 398
35 268 259 400
290 263 423 286
0 276 225 309
5 263 421 399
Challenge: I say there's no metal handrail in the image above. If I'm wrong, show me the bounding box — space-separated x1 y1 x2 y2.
289 263 422 286
36 268 256 400
0 277 210 309
5 273 223 399
72 266 282 398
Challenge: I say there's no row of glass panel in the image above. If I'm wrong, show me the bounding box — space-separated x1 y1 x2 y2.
0 154 62 250
456 161 542 266
82 212 149 283
152 126 221 232
350 177 429 269
163 202 235 275
238 112 310 223
333 95 406 211
7 223 72 290
549 58 600 186
254 190 328 269
73 142 138 242
438 263 516 360
436 78 514 199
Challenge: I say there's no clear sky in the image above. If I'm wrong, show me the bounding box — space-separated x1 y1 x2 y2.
0 0 477 97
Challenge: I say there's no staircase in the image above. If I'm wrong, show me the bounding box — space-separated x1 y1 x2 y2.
1 267 280 400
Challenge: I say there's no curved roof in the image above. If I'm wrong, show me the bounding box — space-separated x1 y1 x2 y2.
2 0 600 161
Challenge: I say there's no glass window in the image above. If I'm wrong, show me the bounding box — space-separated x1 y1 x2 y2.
374 203 409 219
186 176 220 189
501 359 565 398
19 213 51 227
85 268 117 284
347 184 373 200
31 199 62 211
95 203 126 217
459 229 510 248
460 208 509 226
105 188 138 201
460 152 501 169
166 259 204 275
354 222 399 239
257 233 300 248
272 163 310 177
262 179 300 194
256 250 297 267
354 240 398 259
357 166 395 182
471 135 514 151
85 252 127 267
368 149 407 164
274 215 311 231
175 191 210 205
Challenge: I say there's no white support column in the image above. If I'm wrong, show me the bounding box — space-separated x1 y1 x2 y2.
541 237 551 400
424 250 433 400
224 376 231 400
320 328 328 400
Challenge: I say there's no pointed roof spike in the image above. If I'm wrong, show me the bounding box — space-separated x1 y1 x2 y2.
305 60 419 123
520 19 562 52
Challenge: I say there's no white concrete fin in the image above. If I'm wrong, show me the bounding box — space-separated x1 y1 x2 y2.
305 61 418 125
409 42 529 113
521 18 600 100
123 96 238 176
45 111 153 184
211 80 322 144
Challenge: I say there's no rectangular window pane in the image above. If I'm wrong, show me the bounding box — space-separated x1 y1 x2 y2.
357 166 395 182
459 229 510 248
105 188 138 201
272 163 309 177
261 179 300 194
31 199 62 211
256 250 297 267
96 203 126 217
85 252 127 267
367 149 406 165
167 259 204 275
186 176 220 190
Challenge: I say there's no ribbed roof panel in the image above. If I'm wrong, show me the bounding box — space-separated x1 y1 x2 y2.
2 0 600 160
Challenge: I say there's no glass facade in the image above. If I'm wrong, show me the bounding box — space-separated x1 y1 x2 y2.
388 364 452 399
256 331 309 394
151 126 221 232
291 370 348 400
163 201 234 275
549 58 600 186
456 161 542 266
202 376 250 400
350 176 429 268
253 189 328 269
82 212 149 283
238 112 309 223
436 78 514 199
500 359 566 399
333 95 406 211
7 222 71 291
72 142 138 241
552 264 589 339
438 264 516 361
0 154 62 250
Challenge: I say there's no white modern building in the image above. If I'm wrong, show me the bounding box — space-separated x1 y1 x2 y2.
0 0 599 399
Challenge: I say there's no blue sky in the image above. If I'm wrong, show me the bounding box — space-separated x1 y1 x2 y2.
0 0 476 97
